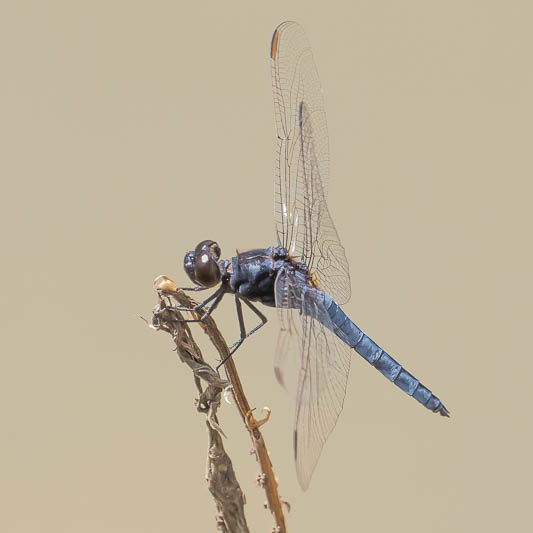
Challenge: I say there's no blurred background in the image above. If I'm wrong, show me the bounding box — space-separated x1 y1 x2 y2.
1 1 531 531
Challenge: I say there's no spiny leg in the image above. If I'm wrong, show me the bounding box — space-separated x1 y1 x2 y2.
159 286 222 314
239 297 268 344
216 295 267 371
179 288 225 323
157 287 226 323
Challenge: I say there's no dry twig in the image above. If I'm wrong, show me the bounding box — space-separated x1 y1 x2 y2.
150 275 287 533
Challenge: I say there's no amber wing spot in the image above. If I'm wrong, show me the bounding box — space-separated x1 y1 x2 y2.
274 366 284 388
310 272 321 290
271 28 280 59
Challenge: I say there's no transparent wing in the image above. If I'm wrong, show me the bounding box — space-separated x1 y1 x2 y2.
274 268 351 490
270 21 351 304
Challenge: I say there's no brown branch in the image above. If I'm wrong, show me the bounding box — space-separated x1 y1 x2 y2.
151 276 287 533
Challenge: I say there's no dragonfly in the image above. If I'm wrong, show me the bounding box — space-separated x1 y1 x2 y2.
170 21 449 490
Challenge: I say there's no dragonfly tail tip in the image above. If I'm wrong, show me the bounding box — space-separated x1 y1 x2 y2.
438 404 451 417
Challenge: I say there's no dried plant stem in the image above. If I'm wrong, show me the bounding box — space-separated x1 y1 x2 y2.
206 417 249 533
151 277 287 533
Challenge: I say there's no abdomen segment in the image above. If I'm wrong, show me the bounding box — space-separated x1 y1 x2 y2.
326 298 450 416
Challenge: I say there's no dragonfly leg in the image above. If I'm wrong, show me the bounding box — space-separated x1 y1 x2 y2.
179 286 209 292
216 295 267 371
239 297 268 341
183 288 225 322
156 287 225 321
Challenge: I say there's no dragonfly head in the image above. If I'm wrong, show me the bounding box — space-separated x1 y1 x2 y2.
183 240 222 288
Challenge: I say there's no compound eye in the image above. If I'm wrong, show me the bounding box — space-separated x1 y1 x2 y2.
183 251 197 284
195 240 220 260
183 240 222 288
212 242 221 261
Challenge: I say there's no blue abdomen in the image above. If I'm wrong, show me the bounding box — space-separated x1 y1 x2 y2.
325 296 449 416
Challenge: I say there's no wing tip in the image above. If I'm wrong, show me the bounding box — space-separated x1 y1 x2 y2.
270 21 299 60
297 476 311 492
294 429 313 491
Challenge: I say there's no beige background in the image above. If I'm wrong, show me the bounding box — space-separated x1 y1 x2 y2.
1 1 531 531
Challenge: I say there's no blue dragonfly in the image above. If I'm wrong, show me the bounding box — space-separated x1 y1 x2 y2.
174 21 449 490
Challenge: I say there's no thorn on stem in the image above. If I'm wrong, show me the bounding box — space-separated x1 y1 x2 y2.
246 406 271 430
281 498 291 513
